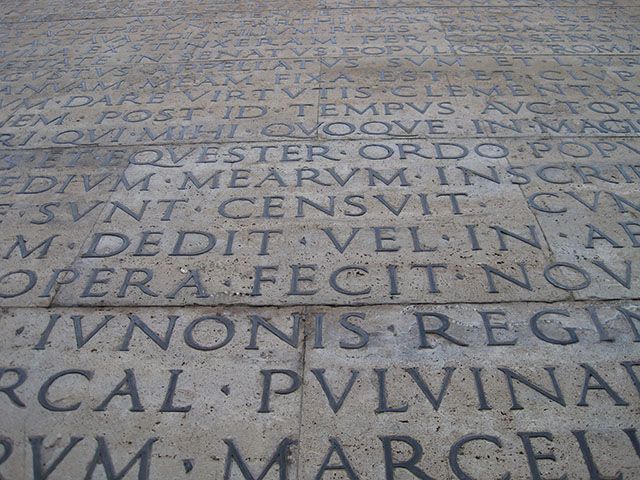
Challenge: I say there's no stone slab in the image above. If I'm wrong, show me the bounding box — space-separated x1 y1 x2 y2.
0 1 637 23
0 306 304 479
1 54 640 149
1 137 638 307
299 301 640 479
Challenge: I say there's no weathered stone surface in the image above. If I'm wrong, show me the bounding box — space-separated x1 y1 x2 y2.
2 137 639 305
298 302 640 479
1 53 640 149
0 0 638 478
0 302 638 477
0 307 304 478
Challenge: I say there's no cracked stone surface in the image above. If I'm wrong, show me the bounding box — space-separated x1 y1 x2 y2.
0 0 638 478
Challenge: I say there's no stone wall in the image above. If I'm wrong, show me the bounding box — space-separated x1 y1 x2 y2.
0 1 638 478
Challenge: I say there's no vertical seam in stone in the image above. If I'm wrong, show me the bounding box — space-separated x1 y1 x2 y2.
506 154 576 302
49 161 132 306
295 305 309 479
316 57 323 141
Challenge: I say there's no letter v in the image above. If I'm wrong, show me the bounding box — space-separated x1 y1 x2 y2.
312 369 359 413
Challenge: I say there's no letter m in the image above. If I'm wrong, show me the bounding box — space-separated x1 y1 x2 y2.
110 173 154 192
224 438 295 480
85 436 158 480
3 235 58 259
179 171 224 190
